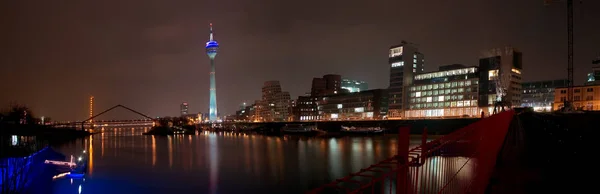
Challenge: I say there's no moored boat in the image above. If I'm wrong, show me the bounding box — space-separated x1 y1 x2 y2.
340 125 385 134
281 124 319 135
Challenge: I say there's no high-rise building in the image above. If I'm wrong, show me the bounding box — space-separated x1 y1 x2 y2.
405 65 481 118
311 74 342 96
388 41 424 119
258 81 291 122
180 102 189 116
478 46 523 114
205 23 219 121
341 79 368 93
522 79 569 112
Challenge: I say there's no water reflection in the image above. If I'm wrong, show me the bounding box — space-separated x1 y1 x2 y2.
152 136 156 167
88 136 94 176
208 132 218 194
52 127 429 194
168 136 172 168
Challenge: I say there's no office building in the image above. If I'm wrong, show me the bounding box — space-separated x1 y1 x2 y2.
554 84 600 110
311 74 342 96
258 81 291 122
388 41 424 119
341 79 368 93
522 79 569 112
318 89 388 120
478 46 523 114
405 65 481 118
180 102 189 116
293 95 320 121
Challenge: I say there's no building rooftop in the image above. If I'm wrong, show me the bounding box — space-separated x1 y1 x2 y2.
555 83 600 89
389 40 419 49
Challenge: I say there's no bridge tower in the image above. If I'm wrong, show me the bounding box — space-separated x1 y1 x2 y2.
205 23 219 122
89 96 94 123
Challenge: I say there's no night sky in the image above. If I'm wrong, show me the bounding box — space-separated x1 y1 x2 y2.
1 0 599 121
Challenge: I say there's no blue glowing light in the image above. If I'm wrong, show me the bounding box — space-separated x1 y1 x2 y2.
205 41 219 49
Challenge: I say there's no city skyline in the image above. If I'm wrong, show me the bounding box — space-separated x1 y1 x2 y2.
1 0 599 120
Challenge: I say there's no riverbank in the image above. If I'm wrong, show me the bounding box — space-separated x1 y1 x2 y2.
202 118 480 135
1 123 90 158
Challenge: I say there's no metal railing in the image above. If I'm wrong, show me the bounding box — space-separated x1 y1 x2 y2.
308 110 515 194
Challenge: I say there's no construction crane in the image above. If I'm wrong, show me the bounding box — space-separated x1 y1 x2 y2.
544 0 582 112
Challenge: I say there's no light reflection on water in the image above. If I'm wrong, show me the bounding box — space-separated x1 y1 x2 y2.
49 127 430 194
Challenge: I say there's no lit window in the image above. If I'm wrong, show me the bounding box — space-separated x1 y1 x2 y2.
337 104 343 109
438 96 444 101
416 92 421 97
511 68 521 74
389 47 403 57
391 61 404 68
426 97 432 102
488 70 499 80
331 114 339 119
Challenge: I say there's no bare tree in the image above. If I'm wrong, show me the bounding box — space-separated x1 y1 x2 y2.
1 154 34 194
1 136 37 194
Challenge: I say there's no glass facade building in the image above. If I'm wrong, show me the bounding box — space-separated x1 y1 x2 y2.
521 79 568 112
405 65 481 118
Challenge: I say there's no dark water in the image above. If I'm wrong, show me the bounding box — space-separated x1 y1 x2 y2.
49 127 428 194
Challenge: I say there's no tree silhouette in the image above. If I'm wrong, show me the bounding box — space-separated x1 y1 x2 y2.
1 104 35 125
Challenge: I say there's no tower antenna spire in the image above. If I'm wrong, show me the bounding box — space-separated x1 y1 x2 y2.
209 23 214 41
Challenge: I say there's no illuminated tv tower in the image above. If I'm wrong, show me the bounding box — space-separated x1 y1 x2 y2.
206 23 219 121
89 96 94 122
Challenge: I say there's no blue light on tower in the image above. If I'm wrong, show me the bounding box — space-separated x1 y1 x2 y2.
206 23 219 121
